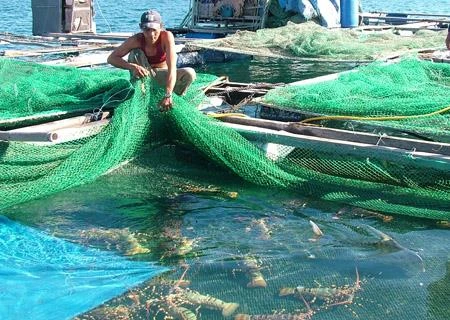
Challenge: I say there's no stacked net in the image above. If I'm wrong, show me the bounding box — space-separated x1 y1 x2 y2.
263 59 450 141
0 58 449 220
188 21 447 61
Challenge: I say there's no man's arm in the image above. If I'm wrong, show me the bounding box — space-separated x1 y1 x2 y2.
107 36 149 78
159 31 177 111
164 31 177 96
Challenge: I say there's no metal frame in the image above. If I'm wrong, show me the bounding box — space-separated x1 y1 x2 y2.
188 0 270 33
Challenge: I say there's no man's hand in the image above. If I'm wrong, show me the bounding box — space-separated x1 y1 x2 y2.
129 63 150 78
159 96 173 112
446 32 450 50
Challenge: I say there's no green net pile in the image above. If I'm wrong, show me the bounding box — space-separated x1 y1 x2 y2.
0 58 449 220
263 59 450 141
188 21 447 61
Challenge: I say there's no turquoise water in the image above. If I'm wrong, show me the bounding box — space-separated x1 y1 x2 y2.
2 0 450 34
1 1 450 320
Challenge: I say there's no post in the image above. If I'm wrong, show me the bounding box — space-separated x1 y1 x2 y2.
340 0 359 28
31 0 63 35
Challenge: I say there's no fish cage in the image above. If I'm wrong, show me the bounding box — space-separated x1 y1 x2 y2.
187 0 270 34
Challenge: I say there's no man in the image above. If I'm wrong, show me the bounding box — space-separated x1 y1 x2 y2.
107 10 196 111
446 25 450 50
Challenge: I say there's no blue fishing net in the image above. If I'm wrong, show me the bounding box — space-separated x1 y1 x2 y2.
0 216 169 320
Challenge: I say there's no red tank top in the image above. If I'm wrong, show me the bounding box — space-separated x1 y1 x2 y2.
140 33 167 65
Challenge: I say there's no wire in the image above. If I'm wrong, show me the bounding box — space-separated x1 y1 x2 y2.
91 86 134 120
94 0 113 33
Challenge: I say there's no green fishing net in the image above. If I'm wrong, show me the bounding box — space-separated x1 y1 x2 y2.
0 58 449 220
188 21 447 61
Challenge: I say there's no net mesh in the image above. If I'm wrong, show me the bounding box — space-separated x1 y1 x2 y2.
188 21 448 62
0 58 449 220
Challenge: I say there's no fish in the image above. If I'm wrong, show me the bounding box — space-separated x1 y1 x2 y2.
309 220 323 237
243 256 267 288
181 290 239 317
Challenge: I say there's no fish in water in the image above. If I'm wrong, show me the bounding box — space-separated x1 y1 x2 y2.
365 225 425 272
166 304 197 320
309 220 323 237
279 267 361 306
181 289 239 317
234 311 314 320
243 255 267 288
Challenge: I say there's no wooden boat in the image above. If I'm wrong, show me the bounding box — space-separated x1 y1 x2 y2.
199 74 450 171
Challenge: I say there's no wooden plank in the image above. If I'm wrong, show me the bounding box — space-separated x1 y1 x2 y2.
360 13 450 24
44 32 132 41
363 12 450 18
218 121 450 171
393 21 439 30
2 44 116 58
218 116 450 156
358 21 439 31
42 51 111 67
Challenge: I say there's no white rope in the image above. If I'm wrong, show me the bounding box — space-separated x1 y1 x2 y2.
376 133 387 146
94 0 112 33
92 86 135 119
408 148 417 159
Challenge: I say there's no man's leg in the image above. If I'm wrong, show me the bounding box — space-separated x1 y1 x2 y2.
127 49 155 81
174 67 197 95
153 67 197 96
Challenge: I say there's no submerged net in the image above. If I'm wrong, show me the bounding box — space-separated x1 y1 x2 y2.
0 58 449 220
0 215 168 320
188 21 447 61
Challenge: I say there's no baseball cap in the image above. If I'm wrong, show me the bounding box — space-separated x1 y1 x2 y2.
140 10 162 30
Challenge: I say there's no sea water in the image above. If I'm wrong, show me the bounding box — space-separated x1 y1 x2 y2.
1 1 449 319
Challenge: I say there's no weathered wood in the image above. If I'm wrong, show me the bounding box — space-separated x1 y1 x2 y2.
42 51 111 67
218 115 450 156
44 32 132 41
218 121 450 171
3 44 116 58
361 13 450 24
202 76 228 93
364 12 450 18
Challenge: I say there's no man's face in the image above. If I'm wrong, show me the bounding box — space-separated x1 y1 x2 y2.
142 27 161 44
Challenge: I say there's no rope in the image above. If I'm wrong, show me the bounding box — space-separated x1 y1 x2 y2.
300 105 450 124
91 86 135 121
95 0 113 33
208 112 248 118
